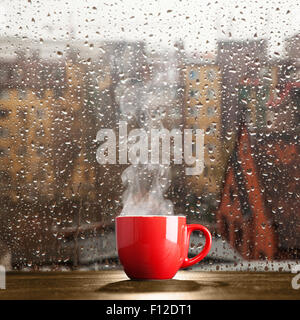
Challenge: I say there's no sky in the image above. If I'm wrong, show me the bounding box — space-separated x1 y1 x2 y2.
0 0 299 57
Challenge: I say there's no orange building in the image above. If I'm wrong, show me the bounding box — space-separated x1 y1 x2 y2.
0 50 99 203
217 57 300 261
216 124 277 260
184 64 225 197
217 101 300 260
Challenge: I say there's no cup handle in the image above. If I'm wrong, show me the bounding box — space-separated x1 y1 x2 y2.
181 224 212 269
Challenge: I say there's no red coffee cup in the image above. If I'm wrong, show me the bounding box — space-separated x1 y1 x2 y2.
116 215 212 280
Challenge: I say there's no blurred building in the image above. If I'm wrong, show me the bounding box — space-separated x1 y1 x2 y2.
0 51 65 202
217 39 268 137
0 40 102 267
109 41 148 81
148 45 184 127
237 63 278 132
0 46 97 203
217 52 300 260
215 36 300 260
183 63 225 199
285 32 300 77
236 32 300 134
217 118 300 260
0 32 298 267
0 37 162 267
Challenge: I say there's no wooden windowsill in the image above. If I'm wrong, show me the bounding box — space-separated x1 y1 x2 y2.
0 270 298 300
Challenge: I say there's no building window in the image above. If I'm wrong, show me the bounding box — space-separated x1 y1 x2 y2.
222 216 230 241
207 88 216 100
243 142 248 155
189 69 198 80
207 143 216 154
189 124 199 133
189 89 200 99
17 146 27 156
0 170 11 184
229 186 235 203
16 170 26 182
55 68 65 81
40 69 48 82
36 108 46 119
206 69 216 81
17 89 27 100
36 144 46 156
17 109 27 121
206 106 216 117
187 106 199 117
0 147 9 157
54 87 63 99
0 89 10 100
258 251 267 260
13 68 23 81
36 89 45 100
35 127 45 137
0 109 10 119
0 127 9 138
171 105 182 119
206 123 216 135
234 223 243 247
0 69 9 83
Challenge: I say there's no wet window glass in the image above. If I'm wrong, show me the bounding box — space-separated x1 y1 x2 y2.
0 0 299 274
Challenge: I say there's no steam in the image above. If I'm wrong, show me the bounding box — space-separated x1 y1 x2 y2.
118 76 175 216
121 164 173 216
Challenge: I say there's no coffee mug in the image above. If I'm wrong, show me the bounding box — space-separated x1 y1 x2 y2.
116 215 212 280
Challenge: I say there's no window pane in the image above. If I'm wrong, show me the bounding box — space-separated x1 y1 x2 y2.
0 0 298 273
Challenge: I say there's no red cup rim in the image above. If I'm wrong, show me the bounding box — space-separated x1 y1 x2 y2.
116 214 186 218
